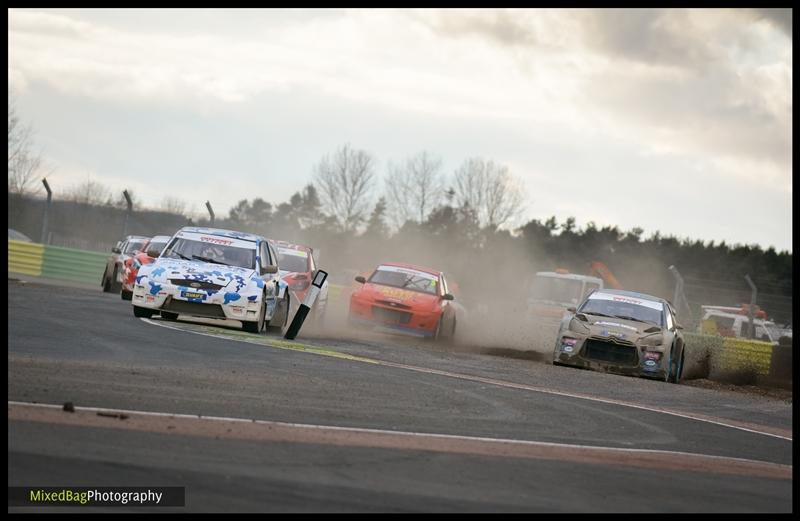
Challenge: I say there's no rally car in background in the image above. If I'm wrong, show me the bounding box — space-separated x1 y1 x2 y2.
270 239 329 326
552 289 686 383
120 235 172 300
349 262 459 340
102 235 149 293
131 227 290 334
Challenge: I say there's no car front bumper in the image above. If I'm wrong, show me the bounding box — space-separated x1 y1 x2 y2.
132 282 265 322
553 342 668 380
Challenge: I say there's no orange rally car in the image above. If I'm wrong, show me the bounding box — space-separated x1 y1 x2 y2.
348 262 458 340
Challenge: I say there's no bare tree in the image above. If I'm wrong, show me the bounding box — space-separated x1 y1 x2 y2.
453 157 525 230
159 196 187 215
485 165 525 229
8 97 43 196
385 151 444 228
66 177 113 205
313 144 377 233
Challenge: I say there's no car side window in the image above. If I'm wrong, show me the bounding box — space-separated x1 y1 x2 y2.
267 244 278 267
259 243 269 271
665 309 674 330
440 274 448 296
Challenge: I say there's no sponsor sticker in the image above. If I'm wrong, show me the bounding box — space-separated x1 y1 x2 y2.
562 345 574 353
181 291 204 299
380 287 413 300
595 321 638 331
176 232 256 250
588 293 664 311
200 236 234 245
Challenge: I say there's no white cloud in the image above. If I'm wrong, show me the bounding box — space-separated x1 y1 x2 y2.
8 66 28 92
7 8 793 250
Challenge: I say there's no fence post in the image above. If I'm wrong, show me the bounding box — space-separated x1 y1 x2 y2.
40 178 53 244
744 274 758 339
667 265 692 326
205 201 215 226
122 190 133 237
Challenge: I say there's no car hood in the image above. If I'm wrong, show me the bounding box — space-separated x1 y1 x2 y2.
356 283 439 309
577 316 664 345
143 258 259 290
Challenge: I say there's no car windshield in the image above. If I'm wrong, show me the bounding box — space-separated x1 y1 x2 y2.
530 276 583 305
579 293 664 327
369 266 439 295
148 240 169 256
123 240 148 254
276 248 310 273
162 238 256 269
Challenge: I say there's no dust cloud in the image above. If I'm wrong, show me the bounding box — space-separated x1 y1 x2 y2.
295 228 678 360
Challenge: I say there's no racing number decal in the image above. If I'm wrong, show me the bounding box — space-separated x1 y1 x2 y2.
380 287 413 300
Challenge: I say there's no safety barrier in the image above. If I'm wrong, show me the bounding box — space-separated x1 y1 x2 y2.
684 332 777 378
8 240 107 285
41 244 108 284
8 240 45 277
717 337 774 376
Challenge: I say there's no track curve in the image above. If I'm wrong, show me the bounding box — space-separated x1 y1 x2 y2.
8 280 792 512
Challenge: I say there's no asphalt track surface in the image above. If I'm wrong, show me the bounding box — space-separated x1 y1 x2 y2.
7 279 793 512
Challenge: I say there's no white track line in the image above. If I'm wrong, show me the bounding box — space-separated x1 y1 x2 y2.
7 400 791 473
142 318 793 442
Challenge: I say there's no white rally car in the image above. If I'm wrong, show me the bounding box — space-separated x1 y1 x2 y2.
131 227 290 334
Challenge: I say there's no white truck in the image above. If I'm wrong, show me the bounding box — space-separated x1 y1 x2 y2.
526 271 604 351
527 271 604 316
699 305 787 345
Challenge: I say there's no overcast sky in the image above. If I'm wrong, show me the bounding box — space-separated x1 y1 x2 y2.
8 8 793 252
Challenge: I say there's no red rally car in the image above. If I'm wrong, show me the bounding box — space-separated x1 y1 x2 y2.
349 262 458 340
120 235 171 300
270 239 329 323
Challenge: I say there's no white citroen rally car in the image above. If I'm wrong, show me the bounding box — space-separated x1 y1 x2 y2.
131 227 290 333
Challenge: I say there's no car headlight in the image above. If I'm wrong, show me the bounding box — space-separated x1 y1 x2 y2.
640 334 664 347
568 317 590 334
559 336 579 353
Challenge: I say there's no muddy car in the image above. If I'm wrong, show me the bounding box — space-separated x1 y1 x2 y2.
552 289 686 383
